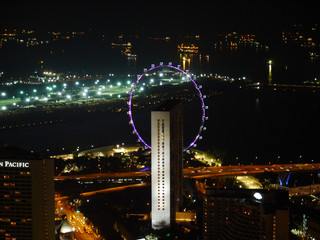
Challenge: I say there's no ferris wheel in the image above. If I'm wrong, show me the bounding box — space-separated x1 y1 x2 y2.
128 64 207 150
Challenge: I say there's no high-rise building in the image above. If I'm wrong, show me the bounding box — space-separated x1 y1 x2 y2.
203 189 289 240
151 100 183 229
0 144 55 240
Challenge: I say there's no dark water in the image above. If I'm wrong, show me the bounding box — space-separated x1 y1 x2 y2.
1 36 319 82
1 86 320 164
1 37 320 163
205 88 320 163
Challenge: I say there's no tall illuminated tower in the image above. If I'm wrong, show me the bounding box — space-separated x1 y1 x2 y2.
151 100 183 229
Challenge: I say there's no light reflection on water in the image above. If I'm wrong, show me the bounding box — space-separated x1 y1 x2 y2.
0 39 319 161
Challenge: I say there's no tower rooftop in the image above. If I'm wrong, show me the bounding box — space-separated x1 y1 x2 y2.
155 99 182 111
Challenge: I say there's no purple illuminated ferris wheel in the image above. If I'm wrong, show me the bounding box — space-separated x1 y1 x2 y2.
128 64 207 150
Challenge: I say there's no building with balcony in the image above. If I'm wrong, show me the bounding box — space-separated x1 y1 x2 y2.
0 144 55 240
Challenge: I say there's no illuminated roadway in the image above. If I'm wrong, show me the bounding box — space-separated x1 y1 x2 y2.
55 171 149 180
56 200 101 240
183 163 320 179
55 182 149 201
54 163 320 239
55 163 320 181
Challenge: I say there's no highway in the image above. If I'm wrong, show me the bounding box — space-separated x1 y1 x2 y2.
236 175 263 189
268 83 320 90
56 200 102 240
54 163 320 239
81 182 149 197
289 184 320 196
55 183 150 239
55 171 149 180
55 182 149 201
183 163 320 178
55 163 320 181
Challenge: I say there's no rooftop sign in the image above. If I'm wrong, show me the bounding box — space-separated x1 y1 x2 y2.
0 161 30 168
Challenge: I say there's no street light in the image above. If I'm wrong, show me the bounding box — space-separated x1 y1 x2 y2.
268 60 272 83
253 192 263 200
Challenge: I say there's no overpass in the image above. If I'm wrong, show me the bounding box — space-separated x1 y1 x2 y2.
55 171 149 181
55 163 320 181
55 182 149 201
183 163 320 179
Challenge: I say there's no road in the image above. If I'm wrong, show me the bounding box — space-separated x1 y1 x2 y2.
279 184 320 196
55 182 150 201
81 182 149 197
236 175 263 189
56 200 102 240
268 83 320 90
55 171 148 180
54 163 320 238
55 163 320 181
183 163 320 179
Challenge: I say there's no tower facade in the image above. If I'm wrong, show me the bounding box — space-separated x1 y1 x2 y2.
151 101 183 229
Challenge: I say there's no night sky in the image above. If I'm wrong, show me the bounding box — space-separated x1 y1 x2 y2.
1 1 318 33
